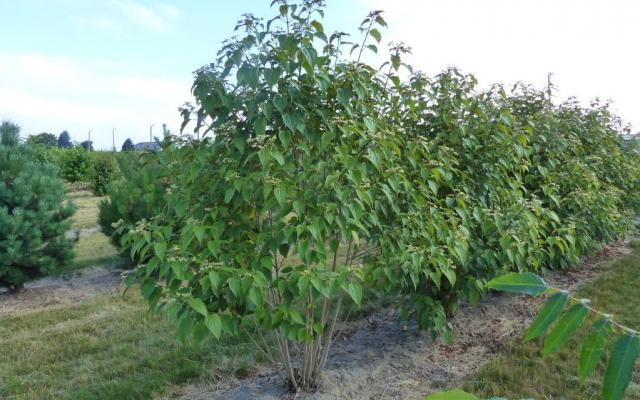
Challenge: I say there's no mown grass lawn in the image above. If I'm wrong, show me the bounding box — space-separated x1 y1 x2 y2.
0 190 265 400
466 242 640 399
0 292 263 400
65 190 125 272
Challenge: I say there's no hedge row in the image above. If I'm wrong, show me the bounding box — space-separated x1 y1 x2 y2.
101 2 640 388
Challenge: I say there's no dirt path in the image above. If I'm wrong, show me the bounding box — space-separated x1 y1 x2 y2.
0 265 123 315
164 243 631 400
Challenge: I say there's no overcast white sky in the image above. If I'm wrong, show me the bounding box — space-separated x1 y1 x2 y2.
1 0 638 149
371 0 640 131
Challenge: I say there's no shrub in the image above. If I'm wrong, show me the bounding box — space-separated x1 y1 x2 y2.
57 146 93 184
0 133 76 289
118 1 640 391
89 152 118 196
98 151 168 259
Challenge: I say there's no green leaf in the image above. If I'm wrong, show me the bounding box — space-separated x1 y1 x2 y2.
273 151 285 165
344 282 363 306
603 334 640 400
264 68 281 85
524 292 568 341
193 226 206 243
423 390 479 400
369 28 381 43
273 94 287 112
205 313 222 339
278 130 291 146
208 271 221 290
274 187 285 205
391 54 401 71
187 298 208 316
211 220 225 240
224 188 235 204
364 116 377 133
283 113 300 132
542 303 588 357
236 64 259 88
579 318 612 383
485 272 548 296
255 117 267 136
154 242 167 261
248 287 263 307
428 180 438 196
228 277 241 298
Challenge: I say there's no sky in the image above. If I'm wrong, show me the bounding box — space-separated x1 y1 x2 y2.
1 0 639 150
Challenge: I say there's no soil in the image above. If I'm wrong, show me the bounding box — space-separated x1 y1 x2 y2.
0 265 123 315
163 243 631 400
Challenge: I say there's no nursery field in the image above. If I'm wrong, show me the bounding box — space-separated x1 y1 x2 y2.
0 190 639 399
3 2 640 399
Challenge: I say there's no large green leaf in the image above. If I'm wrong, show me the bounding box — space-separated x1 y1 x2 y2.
187 298 208 316
579 318 612 383
485 272 548 296
542 303 588 357
524 291 568 341
204 313 222 340
154 242 167 261
603 334 640 400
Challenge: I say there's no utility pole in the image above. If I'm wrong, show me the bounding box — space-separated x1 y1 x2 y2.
546 72 554 103
149 124 155 143
88 130 92 151
112 128 116 151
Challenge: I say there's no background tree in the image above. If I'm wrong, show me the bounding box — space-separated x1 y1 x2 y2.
121 138 135 152
79 140 93 151
0 120 20 146
0 133 76 289
26 132 57 147
57 131 73 148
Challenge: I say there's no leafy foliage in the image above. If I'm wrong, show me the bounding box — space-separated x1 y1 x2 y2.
0 136 76 288
89 152 118 196
98 152 168 260
114 0 640 392
26 132 57 147
57 146 93 184
485 273 639 400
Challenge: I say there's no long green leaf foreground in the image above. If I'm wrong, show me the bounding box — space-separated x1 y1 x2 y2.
96 0 640 393
484 272 639 399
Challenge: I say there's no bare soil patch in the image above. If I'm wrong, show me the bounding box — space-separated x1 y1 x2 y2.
164 243 630 400
0 265 123 315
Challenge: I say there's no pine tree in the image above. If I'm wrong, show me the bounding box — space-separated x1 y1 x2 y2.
57 131 73 148
0 127 76 289
121 138 135 152
0 120 20 146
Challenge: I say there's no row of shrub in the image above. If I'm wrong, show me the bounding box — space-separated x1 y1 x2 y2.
98 2 640 389
32 146 119 196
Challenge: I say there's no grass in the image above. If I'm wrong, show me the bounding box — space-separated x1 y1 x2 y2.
64 189 128 272
67 190 104 231
464 242 640 399
72 233 123 270
0 190 263 399
0 292 264 400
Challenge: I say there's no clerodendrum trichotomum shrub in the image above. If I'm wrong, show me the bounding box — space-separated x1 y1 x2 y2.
0 127 76 289
119 0 640 392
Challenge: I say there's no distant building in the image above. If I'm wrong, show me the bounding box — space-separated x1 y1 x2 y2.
134 142 161 152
